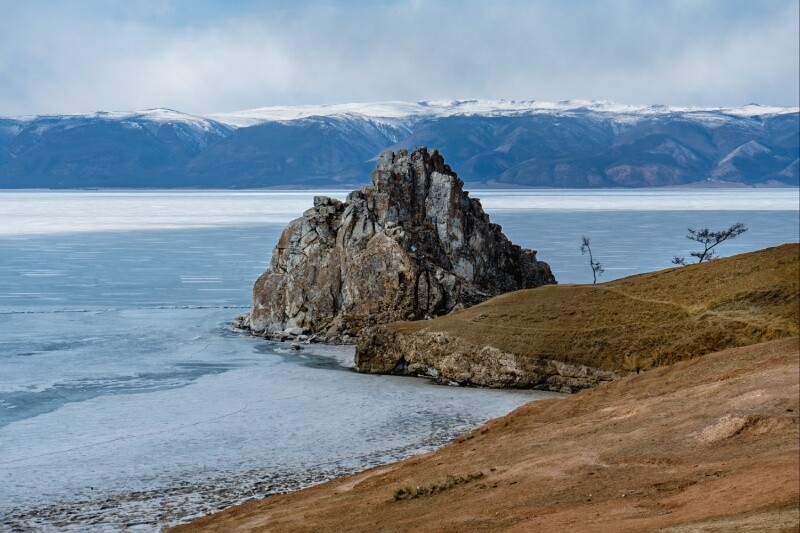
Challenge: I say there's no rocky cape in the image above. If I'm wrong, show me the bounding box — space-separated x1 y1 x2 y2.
355 244 799 393
236 147 555 343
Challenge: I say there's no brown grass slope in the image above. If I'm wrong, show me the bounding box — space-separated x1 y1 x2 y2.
391 243 799 374
173 337 800 532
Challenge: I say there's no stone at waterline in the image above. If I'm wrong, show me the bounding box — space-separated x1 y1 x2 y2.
237 147 556 342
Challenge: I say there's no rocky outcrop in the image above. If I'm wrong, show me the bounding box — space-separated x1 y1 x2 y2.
354 244 800 391
243 147 555 342
355 326 617 393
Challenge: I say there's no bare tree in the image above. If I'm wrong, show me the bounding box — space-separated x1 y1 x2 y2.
580 235 604 284
672 222 748 266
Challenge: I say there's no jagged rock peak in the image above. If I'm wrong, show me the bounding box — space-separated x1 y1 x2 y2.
243 147 556 342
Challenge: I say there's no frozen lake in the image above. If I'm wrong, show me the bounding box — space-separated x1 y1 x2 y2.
0 189 798 530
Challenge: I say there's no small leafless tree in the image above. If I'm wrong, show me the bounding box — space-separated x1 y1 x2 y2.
580 235 604 284
672 222 748 265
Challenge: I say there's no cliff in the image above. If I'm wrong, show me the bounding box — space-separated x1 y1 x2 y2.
241 147 555 341
356 244 799 392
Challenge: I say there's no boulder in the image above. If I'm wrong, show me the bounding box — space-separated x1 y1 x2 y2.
245 147 555 341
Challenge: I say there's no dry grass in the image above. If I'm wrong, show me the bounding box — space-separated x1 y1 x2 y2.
393 472 484 501
392 243 799 373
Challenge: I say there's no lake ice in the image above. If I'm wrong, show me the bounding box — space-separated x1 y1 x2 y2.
0 189 797 530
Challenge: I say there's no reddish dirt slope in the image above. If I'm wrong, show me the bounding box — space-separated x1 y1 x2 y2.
173 337 800 532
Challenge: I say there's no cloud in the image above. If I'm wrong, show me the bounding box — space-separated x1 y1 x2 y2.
0 0 797 116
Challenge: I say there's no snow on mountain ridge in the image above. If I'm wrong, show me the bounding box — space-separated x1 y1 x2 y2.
11 108 230 134
6 101 797 130
719 140 772 164
4 108 233 152
208 100 800 128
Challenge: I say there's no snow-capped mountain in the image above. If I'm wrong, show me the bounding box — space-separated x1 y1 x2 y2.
209 99 798 126
0 100 797 188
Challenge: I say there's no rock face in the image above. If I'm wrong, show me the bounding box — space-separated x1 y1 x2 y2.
355 327 617 393
245 147 555 342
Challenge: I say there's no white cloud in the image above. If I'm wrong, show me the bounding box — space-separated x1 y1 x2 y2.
0 0 797 116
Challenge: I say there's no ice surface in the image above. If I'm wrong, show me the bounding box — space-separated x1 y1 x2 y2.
492 209 799 284
1 308 547 528
475 189 800 211
0 191 348 236
0 189 796 238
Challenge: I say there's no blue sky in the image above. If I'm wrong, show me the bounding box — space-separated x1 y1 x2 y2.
1 0 798 115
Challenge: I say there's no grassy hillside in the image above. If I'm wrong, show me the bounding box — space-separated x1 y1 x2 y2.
391 243 799 373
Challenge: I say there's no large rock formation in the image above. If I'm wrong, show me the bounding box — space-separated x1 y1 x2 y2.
241 147 555 342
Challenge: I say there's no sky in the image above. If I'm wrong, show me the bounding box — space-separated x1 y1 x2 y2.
1 0 798 116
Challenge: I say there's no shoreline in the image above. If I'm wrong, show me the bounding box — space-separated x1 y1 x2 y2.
231 313 358 346
2 379 558 531
2 457 368 530
173 337 800 532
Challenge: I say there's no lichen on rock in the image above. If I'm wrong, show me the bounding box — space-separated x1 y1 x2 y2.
243 147 555 342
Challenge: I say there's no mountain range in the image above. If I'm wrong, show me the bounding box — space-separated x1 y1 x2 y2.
1 100 797 188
